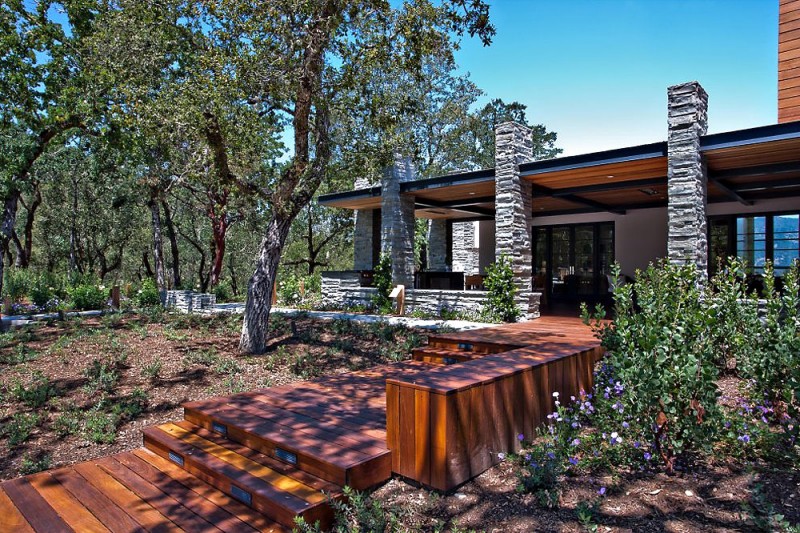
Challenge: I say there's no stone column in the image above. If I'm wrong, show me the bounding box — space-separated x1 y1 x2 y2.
667 81 709 274
452 222 478 274
494 121 535 314
353 177 376 270
381 155 416 287
426 219 448 271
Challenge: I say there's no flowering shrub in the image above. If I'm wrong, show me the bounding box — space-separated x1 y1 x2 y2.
69 283 108 311
583 261 723 472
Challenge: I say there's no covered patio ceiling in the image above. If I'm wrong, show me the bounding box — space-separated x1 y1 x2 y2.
318 121 800 220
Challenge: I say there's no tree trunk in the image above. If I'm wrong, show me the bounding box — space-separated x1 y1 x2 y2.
227 252 238 296
148 189 166 290
239 215 293 354
210 215 227 287
0 191 20 298
12 182 41 269
69 175 79 272
161 199 181 289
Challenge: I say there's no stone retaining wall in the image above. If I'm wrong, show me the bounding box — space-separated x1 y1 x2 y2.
321 271 541 317
164 290 217 313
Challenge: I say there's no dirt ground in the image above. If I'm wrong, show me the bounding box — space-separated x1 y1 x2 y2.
1 311 797 532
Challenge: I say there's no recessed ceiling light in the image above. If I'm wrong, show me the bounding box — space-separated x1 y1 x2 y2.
468 192 476 195
607 175 615 179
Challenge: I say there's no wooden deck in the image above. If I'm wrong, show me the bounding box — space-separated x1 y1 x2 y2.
0 316 602 531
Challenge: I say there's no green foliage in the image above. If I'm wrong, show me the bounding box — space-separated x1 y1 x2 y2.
372 254 394 314
213 280 234 303
19 452 52 476
136 279 162 307
481 254 520 323
737 261 800 424
10 371 57 408
52 409 82 439
69 283 107 311
294 486 402 533
4 413 41 447
583 261 722 472
83 408 118 444
141 359 163 381
3 269 30 303
83 359 120 393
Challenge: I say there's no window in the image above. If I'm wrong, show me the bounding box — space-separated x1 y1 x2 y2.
710 212 800 275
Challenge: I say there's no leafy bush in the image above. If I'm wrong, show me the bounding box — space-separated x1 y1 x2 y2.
136 278 162 307
737 261 800 425
481 254 520 323
213 280 233 303
277 272 304 306
83 408 117 444
10 371 57 408
294 486 402 532
3 269 30 303
583 261 722 472
69 283 107 310
4 412 41 447
19 452 51 475
83 359 120 393
371 254 393 314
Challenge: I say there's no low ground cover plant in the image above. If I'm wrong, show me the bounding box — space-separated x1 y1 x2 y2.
481 254 520 323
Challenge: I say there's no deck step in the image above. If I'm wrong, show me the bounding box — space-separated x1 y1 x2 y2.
425 336 518 354
143 422 338 528
182 395 392 490
411 346 484 365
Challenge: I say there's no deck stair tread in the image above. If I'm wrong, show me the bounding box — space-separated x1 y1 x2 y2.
143 423 336 527
0 451 288 532
411 346 485 364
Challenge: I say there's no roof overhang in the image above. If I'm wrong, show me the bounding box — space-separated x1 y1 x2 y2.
318 121 800 219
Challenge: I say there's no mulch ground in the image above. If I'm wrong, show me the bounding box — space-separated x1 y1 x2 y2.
0 311 797 532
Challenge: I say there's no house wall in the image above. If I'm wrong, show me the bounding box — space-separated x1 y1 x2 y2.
531 206 668 278
526 196 800 278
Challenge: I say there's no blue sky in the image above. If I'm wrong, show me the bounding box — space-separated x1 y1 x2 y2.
454 0 779 156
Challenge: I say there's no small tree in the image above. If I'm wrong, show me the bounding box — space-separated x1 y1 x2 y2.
481 254 520 323
372 254 393 314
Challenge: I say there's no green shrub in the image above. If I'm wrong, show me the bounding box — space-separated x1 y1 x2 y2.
371 254 394 314
136 278 162 307
583 261 722 472
212 280 233 303
481 254 520 323
69 283 107 310
19 452 51 475
4 412 41 446
52 409 82 438
737 261 800 425
83 408 117 444
141 359 163 381
83 359 120 393
294 486 402 533
3 269 30 303
10 371 56 408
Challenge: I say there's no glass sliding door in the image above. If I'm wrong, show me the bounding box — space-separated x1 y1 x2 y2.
532 222 615 307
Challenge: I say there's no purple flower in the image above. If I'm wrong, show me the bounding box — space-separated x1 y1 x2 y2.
622 421 629 429
634 441 641 448
517 433 524 442
497 452 506 460
547 452 555 460
738 434 751 444
571 438 581 447
598 487 607 496
644 452 652 461
569 457 579 466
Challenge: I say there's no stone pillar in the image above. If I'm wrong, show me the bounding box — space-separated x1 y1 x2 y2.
494 121 535 314
353 177 376 270
667 81 709 274
427 219 448 271
381 155 416 287
452 222 478 274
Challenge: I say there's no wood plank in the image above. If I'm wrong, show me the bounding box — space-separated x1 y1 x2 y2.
114 453 260 533
156 423 326 505
132 449 287 533
2 477 73 532
0 488 35 533
386 382 400 472
414 389 431 486
429 392 448 491
445 392 469 488
95 457 221 533
51 467 147 533
27 471 111 533
397 385 417 479
72 462 180 532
